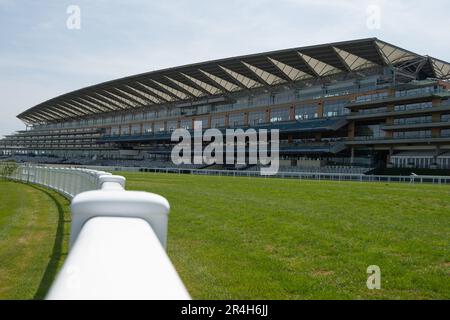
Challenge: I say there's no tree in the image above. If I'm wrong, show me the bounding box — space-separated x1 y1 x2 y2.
0 161 18 180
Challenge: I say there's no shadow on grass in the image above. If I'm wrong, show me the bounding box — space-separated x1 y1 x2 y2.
27 184 69 300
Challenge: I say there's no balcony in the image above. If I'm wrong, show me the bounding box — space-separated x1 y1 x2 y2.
279 141 347 154
99 118 350 143
347 103 450 120
381 121 450 131
346 91 450 110
347 134 450 145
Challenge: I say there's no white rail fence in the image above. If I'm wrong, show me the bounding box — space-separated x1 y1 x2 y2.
83 166 450 185
5 164 190 300
10 163 450 184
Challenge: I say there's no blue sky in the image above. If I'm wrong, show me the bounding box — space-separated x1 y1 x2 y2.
1 0 449 137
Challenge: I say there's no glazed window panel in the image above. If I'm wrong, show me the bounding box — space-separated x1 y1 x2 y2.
394 102 432 111
194 116 209 128
355 124 385 138
274 91 295 104
355 91 389 102
323 100 350 117
158 109 167 118
111 127 120 136
440 114 450 122
295 105 317 120
393 130 432 138
131 124 141 135
180 119 192 130
154 122 165 132
270 108 289 123
146 111 156 120
395 86 439 97
143 123 152 134
167 120 178 132
393 116 431 125
168 108 181 117
211 116 225 128
248 111 265 126
229 113 244 127
121 126 130 135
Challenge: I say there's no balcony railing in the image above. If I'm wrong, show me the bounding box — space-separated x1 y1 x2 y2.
348 89 449 109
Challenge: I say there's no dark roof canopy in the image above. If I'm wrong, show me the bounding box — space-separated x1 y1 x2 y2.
17 38 450 124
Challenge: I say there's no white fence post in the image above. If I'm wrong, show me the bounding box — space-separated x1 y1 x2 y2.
69 174 170 249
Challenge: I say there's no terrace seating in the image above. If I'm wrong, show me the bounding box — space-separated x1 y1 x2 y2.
97 159 205 170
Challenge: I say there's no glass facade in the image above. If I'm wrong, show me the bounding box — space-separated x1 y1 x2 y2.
394 102 432 112
194 116 209 128
393 115 431 125
355 124 385 138
211 116 225 128
121 126 130 135
143 123 152 134
248 111 265 126
167 120 178 132
395 86 439 97
323 100 350 117
131 124 141 135
441 114 450 122
27 76 396 132
228 113 244 127
355 92 388 102
295 105 317 120
111 127 120 136
270 108 290 123
180 119 191 130
154 122 165 132
393 130 432 138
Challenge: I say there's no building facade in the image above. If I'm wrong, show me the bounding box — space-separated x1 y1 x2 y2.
1 38 450 170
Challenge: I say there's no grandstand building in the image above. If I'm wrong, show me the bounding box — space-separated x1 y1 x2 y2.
1 38 450 172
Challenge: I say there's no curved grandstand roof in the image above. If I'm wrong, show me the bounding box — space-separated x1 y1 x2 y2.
18 38 450 124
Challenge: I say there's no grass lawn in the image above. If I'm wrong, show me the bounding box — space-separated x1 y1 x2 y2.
120 172 450 300
0 180 70 299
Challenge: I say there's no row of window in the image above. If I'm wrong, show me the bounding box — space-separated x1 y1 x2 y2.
323 100 350 117
355 124 385 138
34 78 389 131
395 86 441 98
355 91 389 103
393 130 432 139
107 104 341 135
393 115 432 125
354 128 450 140
441 114 450 122
394 102 432 112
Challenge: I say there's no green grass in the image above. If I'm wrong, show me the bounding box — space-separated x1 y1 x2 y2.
0 173 449 300
120 172 450 300
0 180 70 299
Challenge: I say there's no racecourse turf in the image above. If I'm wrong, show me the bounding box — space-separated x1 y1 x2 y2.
0 180 70 299
0 173 449 299
121 172 450 299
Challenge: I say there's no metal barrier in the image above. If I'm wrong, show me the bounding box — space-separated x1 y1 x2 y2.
17 163 450 184
5 164 190 300
132 167 450 185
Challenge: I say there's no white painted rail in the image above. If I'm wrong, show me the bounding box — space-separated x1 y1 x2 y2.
4 164 190 300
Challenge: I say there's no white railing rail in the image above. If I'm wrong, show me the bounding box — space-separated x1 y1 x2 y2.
5 164 190 300
133 167 450 184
